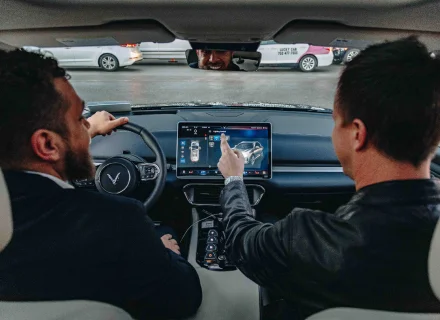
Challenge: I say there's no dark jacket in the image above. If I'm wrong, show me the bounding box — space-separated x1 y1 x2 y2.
220 179 440 319
0 171 202 320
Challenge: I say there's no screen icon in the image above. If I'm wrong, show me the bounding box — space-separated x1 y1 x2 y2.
180 158 186 164
200 170 207 176
214 135 221 141
209 135 214 141
180 140 186 146
182 170 186 174
209 142 214 147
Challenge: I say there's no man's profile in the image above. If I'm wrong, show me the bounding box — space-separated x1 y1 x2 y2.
218 36 440 319
0 49 202 319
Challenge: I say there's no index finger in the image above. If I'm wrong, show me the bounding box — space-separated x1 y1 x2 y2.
220 134 231 154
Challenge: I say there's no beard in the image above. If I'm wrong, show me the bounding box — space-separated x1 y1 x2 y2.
64 143 95 181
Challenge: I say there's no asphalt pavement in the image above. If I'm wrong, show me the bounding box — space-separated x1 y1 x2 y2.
69 63 342 109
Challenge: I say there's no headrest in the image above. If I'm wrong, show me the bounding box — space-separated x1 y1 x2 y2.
0 169 13 252
428 218 440 300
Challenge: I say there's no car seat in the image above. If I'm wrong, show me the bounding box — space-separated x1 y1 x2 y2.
0 169 133 320
306 217 440 320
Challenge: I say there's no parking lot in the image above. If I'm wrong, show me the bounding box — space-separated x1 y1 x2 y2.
69 63 342 109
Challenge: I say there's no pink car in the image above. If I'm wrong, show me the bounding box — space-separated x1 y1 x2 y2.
258 41 334 72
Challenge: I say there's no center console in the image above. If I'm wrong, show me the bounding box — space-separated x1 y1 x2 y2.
176 122 267 318
194 208 257 271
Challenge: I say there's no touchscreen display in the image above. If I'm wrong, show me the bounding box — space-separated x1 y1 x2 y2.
177 122 272 179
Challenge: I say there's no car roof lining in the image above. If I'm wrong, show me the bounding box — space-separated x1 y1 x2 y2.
2 0 440 49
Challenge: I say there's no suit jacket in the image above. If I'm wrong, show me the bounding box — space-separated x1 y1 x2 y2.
220 179 440 319
0 170 202 319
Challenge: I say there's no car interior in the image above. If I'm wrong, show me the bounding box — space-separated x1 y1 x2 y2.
3 0 440 319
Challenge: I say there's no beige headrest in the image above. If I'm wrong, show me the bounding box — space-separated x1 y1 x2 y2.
428 218 440 300
0 169 12 251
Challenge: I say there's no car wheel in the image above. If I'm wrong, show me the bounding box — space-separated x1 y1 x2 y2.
250 155 256 165
343 49 360 63
99 54 119 71
299 55 317 72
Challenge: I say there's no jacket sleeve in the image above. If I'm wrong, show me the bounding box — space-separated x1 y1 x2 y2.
118 200 202 319
220 180 359 293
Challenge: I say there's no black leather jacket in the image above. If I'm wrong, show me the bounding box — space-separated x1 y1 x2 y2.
220 179 440 319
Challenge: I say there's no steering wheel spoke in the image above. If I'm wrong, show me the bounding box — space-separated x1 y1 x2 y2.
137 162 161 181
94 122 167 212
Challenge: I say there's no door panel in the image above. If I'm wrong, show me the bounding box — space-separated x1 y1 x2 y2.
73 46 102 66
259 41 279 64
276 44 308 64
45 47 76 66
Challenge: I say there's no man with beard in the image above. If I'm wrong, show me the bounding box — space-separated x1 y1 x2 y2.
0 49 202 320
190 49 240 71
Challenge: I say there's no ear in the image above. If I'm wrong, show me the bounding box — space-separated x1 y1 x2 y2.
30 129 65 162
352 118 368 151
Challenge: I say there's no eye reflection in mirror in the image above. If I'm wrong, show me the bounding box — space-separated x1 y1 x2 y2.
186 49 261 72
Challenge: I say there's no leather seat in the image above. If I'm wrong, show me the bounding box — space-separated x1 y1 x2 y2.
306 217 440 320
0 169 133 320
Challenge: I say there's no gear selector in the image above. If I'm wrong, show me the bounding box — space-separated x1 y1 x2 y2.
196 209 236 271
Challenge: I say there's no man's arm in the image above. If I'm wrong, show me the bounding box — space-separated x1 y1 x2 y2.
220 180 360 293
118 201 202 319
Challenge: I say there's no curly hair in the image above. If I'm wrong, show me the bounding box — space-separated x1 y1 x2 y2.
337 36 440 167
0 49 70 168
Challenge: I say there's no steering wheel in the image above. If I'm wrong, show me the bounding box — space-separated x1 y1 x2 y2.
94 122 167 212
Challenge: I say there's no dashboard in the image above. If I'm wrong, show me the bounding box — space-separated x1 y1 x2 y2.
87 107 355 208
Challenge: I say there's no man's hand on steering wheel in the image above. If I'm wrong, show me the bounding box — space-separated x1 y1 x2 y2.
87 111 129 138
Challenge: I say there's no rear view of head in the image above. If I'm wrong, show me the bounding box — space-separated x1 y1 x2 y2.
0 49 94 181
333 36 440 181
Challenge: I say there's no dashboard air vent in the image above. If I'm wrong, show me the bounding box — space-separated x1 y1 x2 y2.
183 184 264 206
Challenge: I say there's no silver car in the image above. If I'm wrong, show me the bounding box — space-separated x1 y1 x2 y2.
189 141 201 162
232 141 264 165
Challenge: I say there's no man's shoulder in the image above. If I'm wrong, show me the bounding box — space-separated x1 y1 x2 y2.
66 189 145 216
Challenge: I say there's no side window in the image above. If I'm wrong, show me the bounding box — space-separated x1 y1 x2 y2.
260 40 277 46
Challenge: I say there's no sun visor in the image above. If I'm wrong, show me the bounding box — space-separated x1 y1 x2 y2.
0 20 175 47
274 21 440 51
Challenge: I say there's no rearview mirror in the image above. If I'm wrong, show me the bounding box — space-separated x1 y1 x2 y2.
185 49 261 71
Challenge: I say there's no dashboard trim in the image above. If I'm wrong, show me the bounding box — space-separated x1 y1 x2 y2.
273 166 343 173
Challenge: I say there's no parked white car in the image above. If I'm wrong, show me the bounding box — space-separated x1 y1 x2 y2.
258 41 334 72
139 39 191 63
22 44 142 71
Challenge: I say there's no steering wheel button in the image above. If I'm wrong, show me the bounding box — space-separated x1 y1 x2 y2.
208 229 218 237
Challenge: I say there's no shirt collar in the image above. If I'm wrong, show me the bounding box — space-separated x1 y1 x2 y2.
23 171 74 189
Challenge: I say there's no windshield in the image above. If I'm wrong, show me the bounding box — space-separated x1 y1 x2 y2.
234 143 254 150
23 40 362 109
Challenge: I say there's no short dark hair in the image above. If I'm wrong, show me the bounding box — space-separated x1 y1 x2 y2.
0 49 70 168
337 36 440 166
